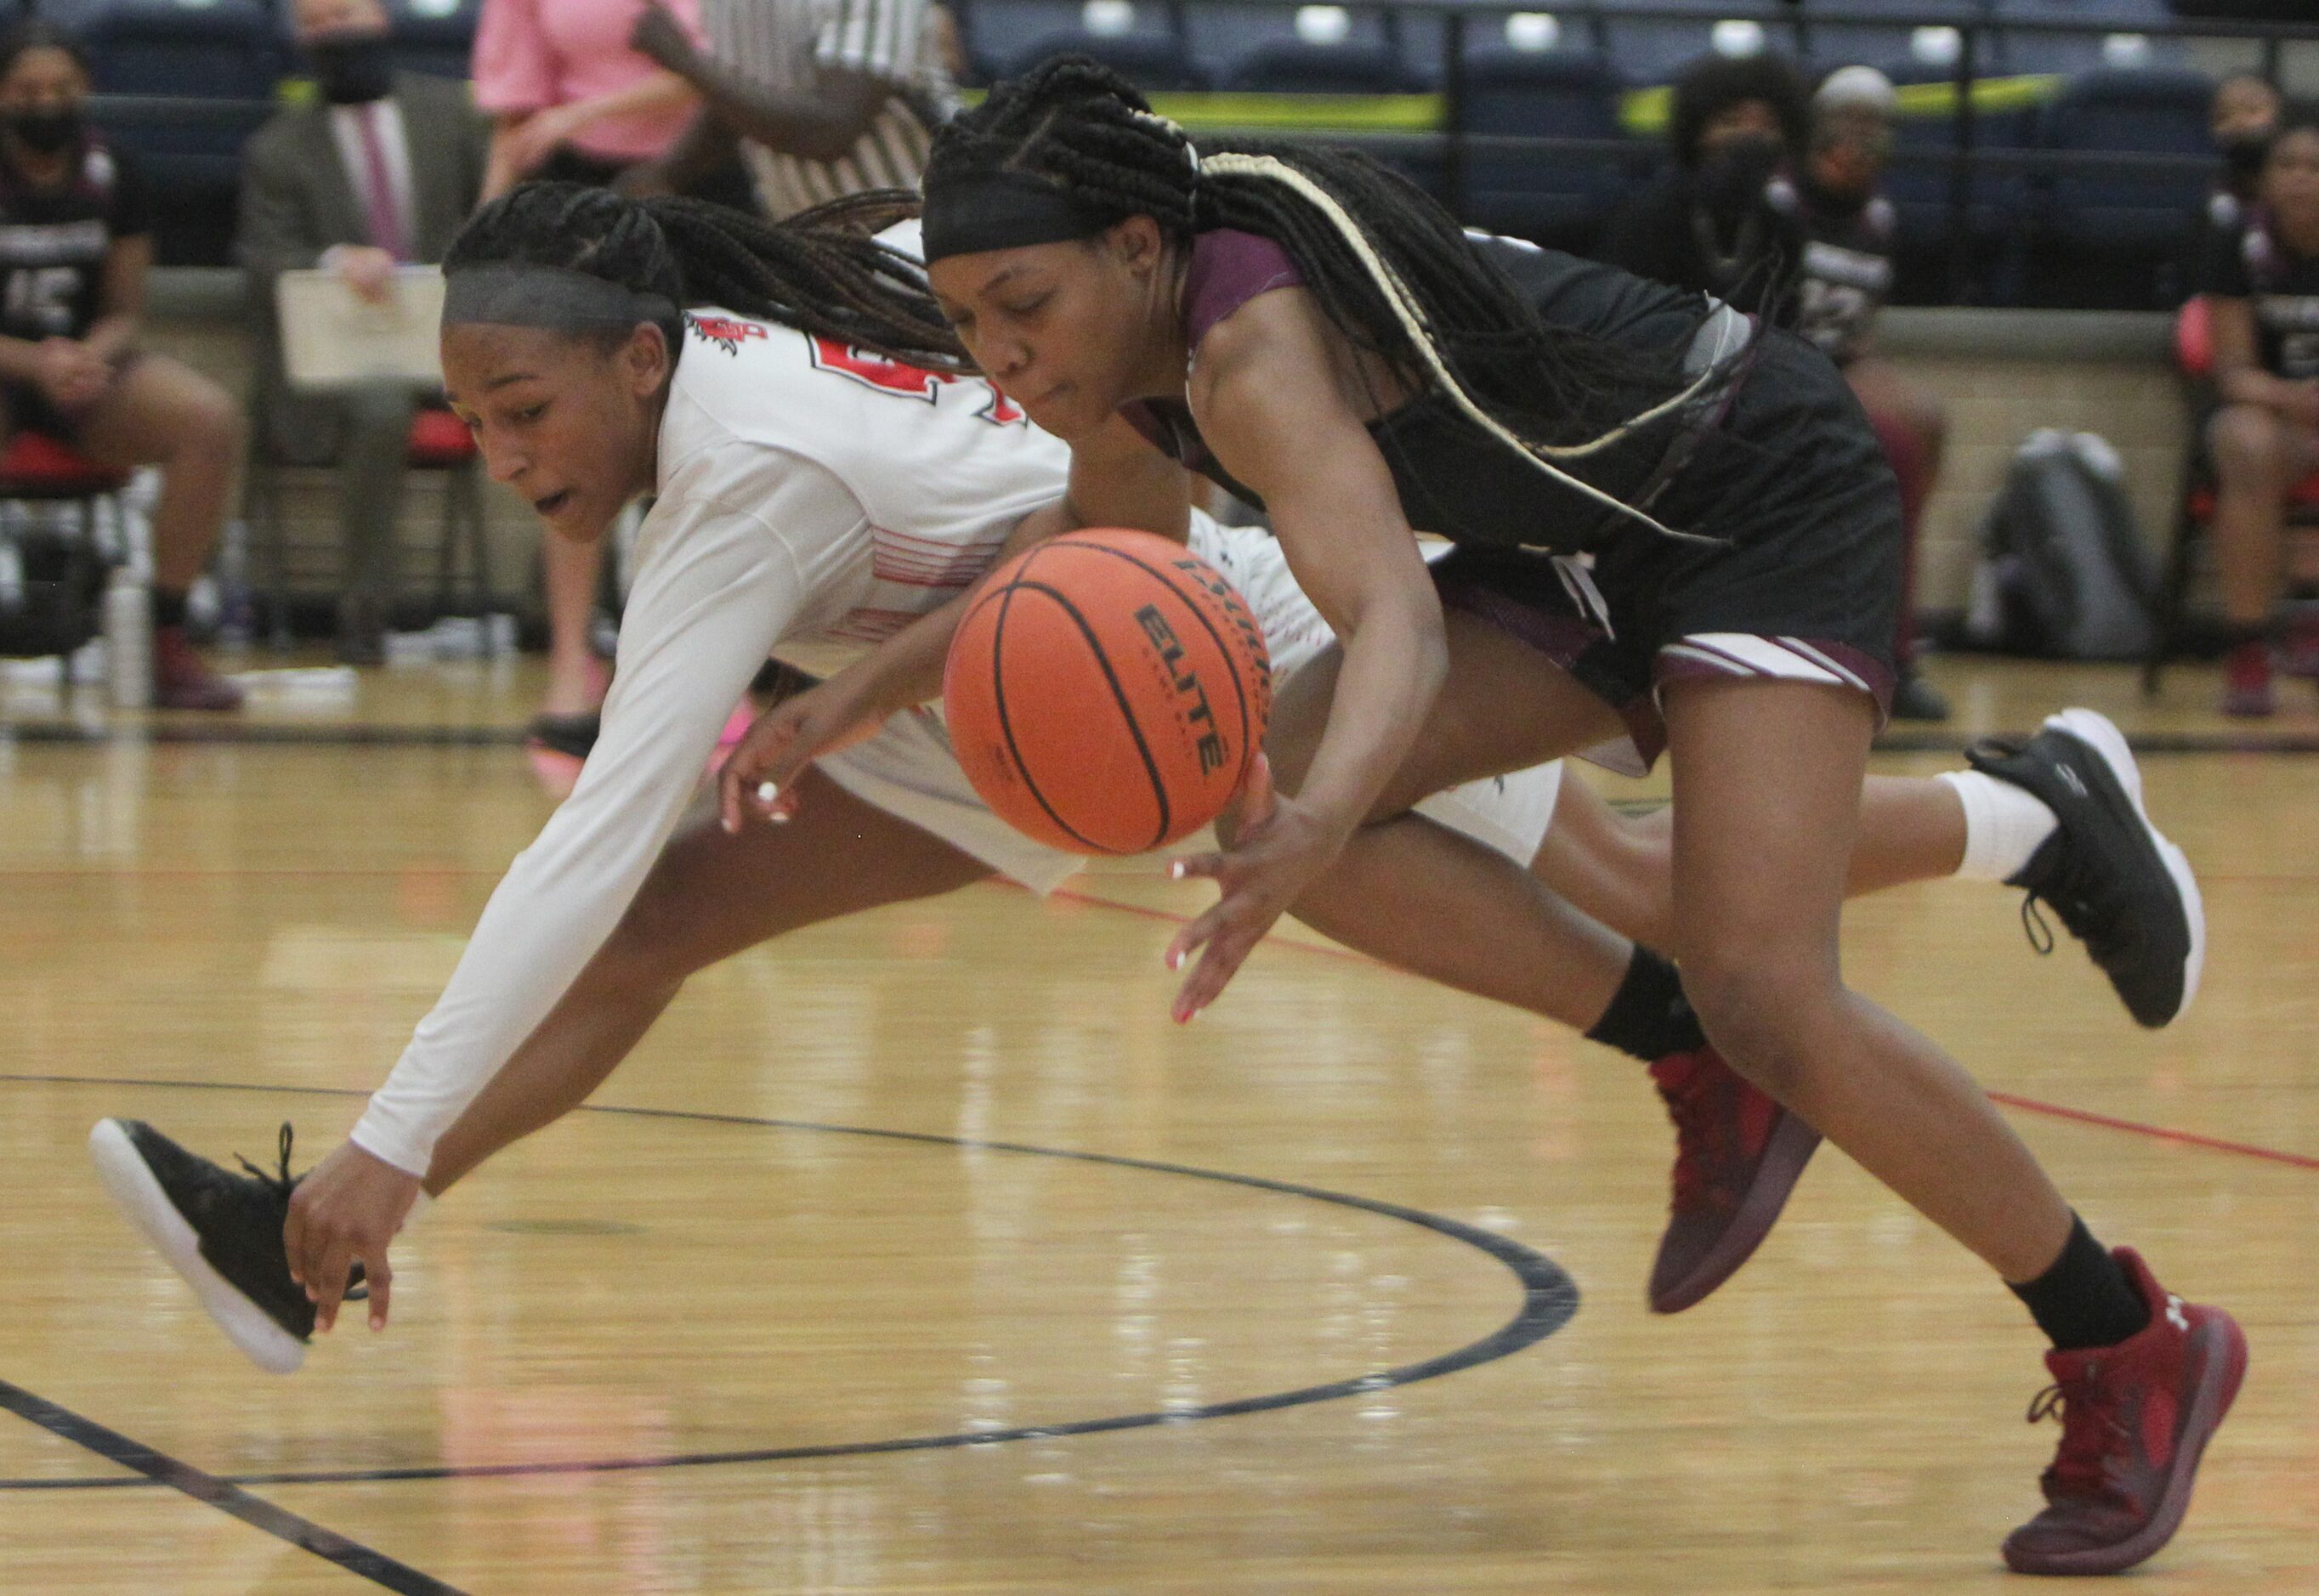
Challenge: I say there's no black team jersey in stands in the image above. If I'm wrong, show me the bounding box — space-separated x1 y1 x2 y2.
1780 177 1894 370
0 136 149 344
2203 209 2319 382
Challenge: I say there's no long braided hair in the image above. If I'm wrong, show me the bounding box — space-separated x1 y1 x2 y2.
443 182 966 371
923 58 1721 514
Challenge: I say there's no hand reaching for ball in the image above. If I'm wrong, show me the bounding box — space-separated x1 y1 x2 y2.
716 677 893 833
1162 755 1350 1023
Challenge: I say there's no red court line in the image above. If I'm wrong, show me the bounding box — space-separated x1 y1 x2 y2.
1 863 2309 1176
1040 880 2319 1179
1986 1092 2319 1172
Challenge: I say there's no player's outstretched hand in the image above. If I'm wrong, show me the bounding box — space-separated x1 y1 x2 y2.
1163 756 1346 1022
285 1141 418 1334
716 678 891 834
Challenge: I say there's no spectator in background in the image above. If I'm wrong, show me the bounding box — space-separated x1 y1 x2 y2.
2207 72 2281 237
1787 65 1948 722
472 0 714 761
0 21 244 709
620 0 957 218
239 0 490 665
1597 51 1811 321
2199 110 2319 718
473 0 703 201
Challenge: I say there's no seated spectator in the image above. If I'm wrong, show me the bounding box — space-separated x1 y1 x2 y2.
1596 51 1811 321
2201 110 2319 718
2206 72 2281 238
473 0 706 200
0 21 243 710
1786 65 1948 722
239 0 490 665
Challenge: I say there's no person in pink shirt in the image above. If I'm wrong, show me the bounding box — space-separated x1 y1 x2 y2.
473 0 706 199
473 0 724 768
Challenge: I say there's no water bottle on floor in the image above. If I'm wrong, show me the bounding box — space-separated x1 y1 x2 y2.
104 567 150 710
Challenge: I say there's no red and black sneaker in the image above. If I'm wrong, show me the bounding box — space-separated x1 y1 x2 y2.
2004 1247 2248 1576
1645 1047 1822 1314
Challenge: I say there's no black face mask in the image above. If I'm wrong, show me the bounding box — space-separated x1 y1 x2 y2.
2221 133 2271 186
7 107 80 156
309 37 396 105
1697 135 1784 221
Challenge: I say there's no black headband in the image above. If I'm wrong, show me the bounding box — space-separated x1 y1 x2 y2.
441 262 678 331
919 170 1121 263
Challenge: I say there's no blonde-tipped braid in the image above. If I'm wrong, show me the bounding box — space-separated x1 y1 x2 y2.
1199 152 1728 545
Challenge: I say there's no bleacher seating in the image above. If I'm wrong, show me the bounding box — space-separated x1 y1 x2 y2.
1 0 2305 306
1455 45 1634 253
384 0 483 82
55 0 284 266
2028 65 2218 307
1878 62 2041 303
1005 27 1213 88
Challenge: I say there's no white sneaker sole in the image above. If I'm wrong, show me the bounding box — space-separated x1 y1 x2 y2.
88 1119 306 1375
2045 708 2206 1024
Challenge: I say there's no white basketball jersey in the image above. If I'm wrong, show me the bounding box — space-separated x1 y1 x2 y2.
658 270 1072 676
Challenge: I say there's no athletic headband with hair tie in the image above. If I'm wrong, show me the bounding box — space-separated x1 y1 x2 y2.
920 169 1125 263
441 263 678 331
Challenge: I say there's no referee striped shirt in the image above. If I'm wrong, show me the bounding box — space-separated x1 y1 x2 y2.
706 0 957 218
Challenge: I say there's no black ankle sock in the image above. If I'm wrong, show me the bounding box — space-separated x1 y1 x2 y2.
2010 1214 2152 1351
1585 947 1708 1064
151 587 189 630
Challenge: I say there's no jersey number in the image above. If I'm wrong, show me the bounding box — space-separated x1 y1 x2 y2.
808 337 1025 426
6 267 78 337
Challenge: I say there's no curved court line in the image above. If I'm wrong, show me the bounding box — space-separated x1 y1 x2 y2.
0 1072 1579 1491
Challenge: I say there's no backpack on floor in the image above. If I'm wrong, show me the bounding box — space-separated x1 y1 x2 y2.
1965 429 2157 661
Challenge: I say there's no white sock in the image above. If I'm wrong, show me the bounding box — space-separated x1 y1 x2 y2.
1939 769 2060 882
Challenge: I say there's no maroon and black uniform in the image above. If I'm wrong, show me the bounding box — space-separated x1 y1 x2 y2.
1781 178 1896 370
2201 207 2319 382
1119 228 1902 767
0 134 150 439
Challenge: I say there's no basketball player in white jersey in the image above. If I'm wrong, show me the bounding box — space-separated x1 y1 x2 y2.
90 184 2194 1377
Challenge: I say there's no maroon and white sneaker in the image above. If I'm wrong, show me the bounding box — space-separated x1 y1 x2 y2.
2220 639 2275 719
2004 1247 2248 1576
152 625 242 712
1645 1047 1822 1314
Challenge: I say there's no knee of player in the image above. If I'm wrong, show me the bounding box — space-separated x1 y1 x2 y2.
1674 948 1840 1095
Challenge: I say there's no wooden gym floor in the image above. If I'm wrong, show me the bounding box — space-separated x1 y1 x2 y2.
0 654 2312 1593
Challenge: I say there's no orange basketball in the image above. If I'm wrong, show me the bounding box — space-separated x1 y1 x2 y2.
943 529 1273 855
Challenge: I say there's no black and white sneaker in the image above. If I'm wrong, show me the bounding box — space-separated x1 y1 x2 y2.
88 1119 360 1374
1966 708 2204 1028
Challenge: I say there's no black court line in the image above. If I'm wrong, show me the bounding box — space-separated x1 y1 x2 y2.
0 1379 463 1593
0 722 526 747
6 720 2319 756
0 1072 1579 1491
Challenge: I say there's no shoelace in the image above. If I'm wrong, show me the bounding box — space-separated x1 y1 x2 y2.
231 1122 298 1197
2019 895 2057 957
1965 737 2120 966
2026 1370 2130 1500
1653 1061 1729 1214
231 1123 368 1301
2018 844 2133 965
